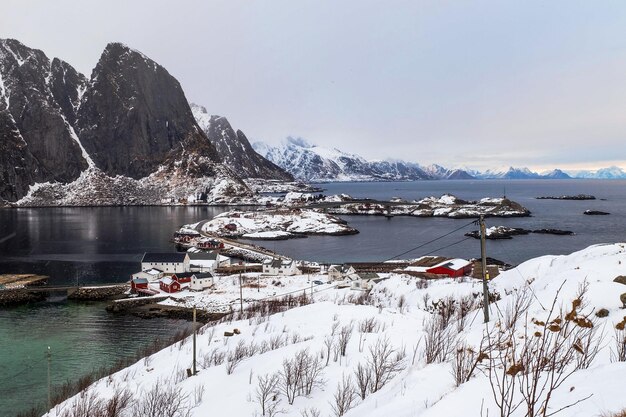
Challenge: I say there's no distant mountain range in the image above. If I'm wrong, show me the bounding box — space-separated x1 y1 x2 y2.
253 138 626 181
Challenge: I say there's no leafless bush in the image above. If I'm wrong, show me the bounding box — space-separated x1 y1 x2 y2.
256 372 280 416
415 278 429 289
611 328 626 362
423 314 456 364
367 337 406 393
226 340 248 374
483 282 599 417
359 317 380 333
59 391 103 417
324 335 334 366
269 334 286 350
338 324 354 357
279 349 324 404
354 362 371 400
300 407 321 417
451 342 485 387
193 384 205 406
398 295 406 312
132 380 191 417
330 375 358 417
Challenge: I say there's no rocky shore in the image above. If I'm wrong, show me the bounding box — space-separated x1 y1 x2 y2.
106 296 227 322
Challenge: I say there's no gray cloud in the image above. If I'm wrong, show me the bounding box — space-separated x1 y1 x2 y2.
2 0 626 170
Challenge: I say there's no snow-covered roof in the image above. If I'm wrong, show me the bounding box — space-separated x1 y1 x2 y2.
142 253 188 263
132 277 148 284
161 277 176 285
429 258 471 271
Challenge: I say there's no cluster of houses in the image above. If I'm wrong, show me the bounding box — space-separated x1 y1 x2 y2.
130 251 230 295
130 247 474 298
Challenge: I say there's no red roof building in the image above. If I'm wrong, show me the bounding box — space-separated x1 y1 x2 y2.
160 277 181 293
426 259 472 278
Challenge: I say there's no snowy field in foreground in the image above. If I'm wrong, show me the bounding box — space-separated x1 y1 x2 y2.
45 244 626 417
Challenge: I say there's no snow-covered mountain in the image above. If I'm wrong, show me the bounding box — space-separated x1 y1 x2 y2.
191 104 292 181
567 166 626 179
253 138 432 182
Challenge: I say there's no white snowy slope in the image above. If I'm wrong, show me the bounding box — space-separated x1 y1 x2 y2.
46 243 626 417
567 166 626 179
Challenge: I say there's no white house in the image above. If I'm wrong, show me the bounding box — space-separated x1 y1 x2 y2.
190 272 214 291
347 272 386 291
188 251 230 273
141 253 190 274
328 264 356 281
131 268 163 281
262 258 298 276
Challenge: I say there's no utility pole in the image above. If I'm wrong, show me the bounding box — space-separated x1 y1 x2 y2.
47 346 51 410
239 271 243 314
479 215 490 323
192 306 197 375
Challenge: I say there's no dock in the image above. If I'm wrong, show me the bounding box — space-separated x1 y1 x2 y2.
0 274 48 289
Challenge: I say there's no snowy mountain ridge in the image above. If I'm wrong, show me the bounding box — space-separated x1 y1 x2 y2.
253 140 625 181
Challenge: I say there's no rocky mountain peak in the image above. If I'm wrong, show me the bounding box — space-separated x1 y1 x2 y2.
190 103 293 181
77 44 220 179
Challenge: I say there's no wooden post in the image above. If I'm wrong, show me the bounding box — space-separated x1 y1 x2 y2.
47 346 51 409
480 215 490 323
192 306 197 375
239 271 243 314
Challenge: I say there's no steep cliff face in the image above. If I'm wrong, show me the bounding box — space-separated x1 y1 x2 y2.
0 39 89 201
76 43 220 179
191 104 293 181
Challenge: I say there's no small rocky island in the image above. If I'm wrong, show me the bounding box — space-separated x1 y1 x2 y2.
465 226 574 240
326 194 531 218
584 210 610 215
189 209 359 240
536 194 595 200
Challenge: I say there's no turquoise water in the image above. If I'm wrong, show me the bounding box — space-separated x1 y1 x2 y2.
0 299 193 416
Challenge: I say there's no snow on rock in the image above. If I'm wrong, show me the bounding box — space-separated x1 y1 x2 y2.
329 194 530 218
193 209 359 238
44 244 626 417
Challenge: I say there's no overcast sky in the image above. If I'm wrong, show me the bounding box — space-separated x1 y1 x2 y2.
2 0 626 171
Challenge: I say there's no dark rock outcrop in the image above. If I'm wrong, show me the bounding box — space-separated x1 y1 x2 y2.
0 39 89 201
76 43 220 179
584 210 610 215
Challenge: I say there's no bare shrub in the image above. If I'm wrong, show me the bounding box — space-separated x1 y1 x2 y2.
269 334 285 350
367 337 406 393
483 282 599 417
132 380 191 417
451 342 485 387
423 314 456 364
324 335 334 366
611 328 626 362
354 362 371 400
359 317 380 333
330 375 358 417
338 324 354 357
397 295 406 312
279 349 324 405
226 340 248 374
256 372 280 416
193 385 205 406
300 407 321 417
59 391 103 417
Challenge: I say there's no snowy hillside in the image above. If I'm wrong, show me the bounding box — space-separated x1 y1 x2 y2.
45 243 626 417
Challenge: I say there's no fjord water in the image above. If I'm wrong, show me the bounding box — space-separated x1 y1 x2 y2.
0 180 624 415
0 206 229 416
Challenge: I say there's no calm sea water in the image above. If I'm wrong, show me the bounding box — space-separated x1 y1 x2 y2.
1 180 625 415
252 179 626 264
